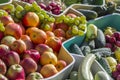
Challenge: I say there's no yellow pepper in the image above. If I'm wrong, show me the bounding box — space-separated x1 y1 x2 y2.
106 56 117 71
115 47 120 63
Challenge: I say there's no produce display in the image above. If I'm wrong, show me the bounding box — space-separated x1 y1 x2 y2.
0 0 120 80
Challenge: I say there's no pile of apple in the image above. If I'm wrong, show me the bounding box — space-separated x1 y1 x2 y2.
0 1 87 80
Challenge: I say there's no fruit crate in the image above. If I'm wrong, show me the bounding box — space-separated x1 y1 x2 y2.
0 0 12 6
0 1 76 80
61 13 120 79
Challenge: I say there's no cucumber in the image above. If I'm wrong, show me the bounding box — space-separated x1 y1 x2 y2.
81 46 91 56
92 6 107 16
91 48 111 53
93 51 112 57
88 40 95 49
87 0 104 5
91 48 112 57
78 54 96 80
97 57 112 76
69 44 84 56
77 9 98 20
95 71 111 80
94 29 106 48
70 71 78 80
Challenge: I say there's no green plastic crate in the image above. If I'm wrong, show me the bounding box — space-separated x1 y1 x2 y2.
62 13 120 54
88 13 120 31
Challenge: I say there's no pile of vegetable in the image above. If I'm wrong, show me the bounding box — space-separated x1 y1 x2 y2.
65 24 120 80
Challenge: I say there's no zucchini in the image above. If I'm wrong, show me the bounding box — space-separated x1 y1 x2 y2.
69 44 84 56
94 29 106 48
95 71 111 80
78 54 96 80
77 9 98 20
97 57 112 76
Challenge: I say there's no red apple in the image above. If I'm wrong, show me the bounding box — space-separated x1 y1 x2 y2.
26 72 43 80
46 31 55 39
3 51 20 67
53 28 66 37
22 12 39 27
20 35 33 50
0 31 4 41
35 44 53 54
6 64 25 80
0 15 14 26
0 59 7 75
66 13 77 18
1 35 16 47
58 37 66 42
10 39 27 54
23 49 40 63
29 28 47 44
20 58 38 74
40 64 58 78
55 23 69 32
0 74 8 80
0 44 10 59
17 22 26 35
55 60 67 71
4 23 22 39
45 37 62 52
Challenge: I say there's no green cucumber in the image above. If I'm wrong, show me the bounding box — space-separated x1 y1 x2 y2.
93 51 112 57
94 29 106 48
95 71 111 80
91 48 111 53
98 57 112 76
78 54 96 80
92 6 107 16
70 71 78 80
88 40 95 49
77 9 98 20
69 44 84 56
87 0 104 5
81 46 91 56
91 48 112 57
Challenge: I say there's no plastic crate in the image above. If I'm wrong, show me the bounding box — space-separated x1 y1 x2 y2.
0 0 12 6
88 13 120 31
0 1 76 80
